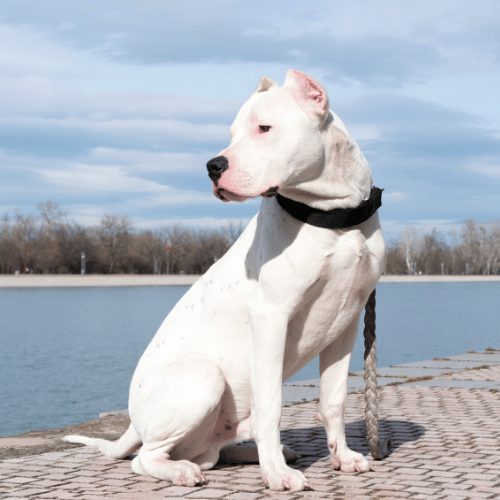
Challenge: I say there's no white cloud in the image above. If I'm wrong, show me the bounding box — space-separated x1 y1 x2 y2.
384 191 408 202
40 164 169 193
0 115 227 145
382 218 463 241
348 124 382 141
129 216 252 231
0 73 238 121
466 163 500 179
0 24 89 77
133 190 216 207
39 164 218 206
85 148 210 173
66 203 253 229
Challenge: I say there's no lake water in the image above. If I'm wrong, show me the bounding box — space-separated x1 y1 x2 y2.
1 282 499 437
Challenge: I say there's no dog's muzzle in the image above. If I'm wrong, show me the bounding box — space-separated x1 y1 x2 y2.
206 155 229 186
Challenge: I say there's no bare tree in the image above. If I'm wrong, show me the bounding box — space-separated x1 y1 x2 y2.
398 227 420 274
10 213 40 272
385 240 407 274
38 201 66 232
416 230 449 275
135 230 170 274
36 201 67 273
0 215 16 273
223 221 245 244
56 222 97 273
459 220 500 275
97 215 133 274
489 222 500 274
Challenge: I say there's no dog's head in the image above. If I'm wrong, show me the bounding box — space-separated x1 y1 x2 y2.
207 69 330 202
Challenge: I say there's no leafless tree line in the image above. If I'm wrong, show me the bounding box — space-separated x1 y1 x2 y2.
385 221 500 275
0 202 498 275
0 202 242 275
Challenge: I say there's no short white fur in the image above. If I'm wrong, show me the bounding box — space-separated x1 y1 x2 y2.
64 69 386 492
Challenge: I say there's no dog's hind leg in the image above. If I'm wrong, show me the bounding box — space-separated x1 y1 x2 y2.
130 358 226 486
132 444 209 486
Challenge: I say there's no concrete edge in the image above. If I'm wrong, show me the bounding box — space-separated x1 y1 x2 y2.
1 274 500 288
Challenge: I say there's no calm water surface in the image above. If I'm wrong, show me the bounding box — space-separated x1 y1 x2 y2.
1 282 499 436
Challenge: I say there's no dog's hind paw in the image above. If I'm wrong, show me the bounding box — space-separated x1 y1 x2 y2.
331 449 371 473
170 460 207 487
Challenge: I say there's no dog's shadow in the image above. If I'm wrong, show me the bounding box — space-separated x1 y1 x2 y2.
213 419 425 470
280 419 425 469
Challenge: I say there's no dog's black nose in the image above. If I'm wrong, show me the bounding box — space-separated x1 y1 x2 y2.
206 156 229 185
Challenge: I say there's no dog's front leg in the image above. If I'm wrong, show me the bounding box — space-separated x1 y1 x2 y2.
319 319 371 473
248 296 310 492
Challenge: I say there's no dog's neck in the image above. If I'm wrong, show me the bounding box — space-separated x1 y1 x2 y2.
278 112 373 211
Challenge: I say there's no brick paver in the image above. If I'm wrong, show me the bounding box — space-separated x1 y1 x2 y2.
1 382 499 499
438 364 500 381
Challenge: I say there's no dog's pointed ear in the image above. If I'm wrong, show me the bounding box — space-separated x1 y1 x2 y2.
255 76 277 93
284 69 329 123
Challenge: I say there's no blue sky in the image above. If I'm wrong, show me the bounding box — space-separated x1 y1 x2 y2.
1 0 499 240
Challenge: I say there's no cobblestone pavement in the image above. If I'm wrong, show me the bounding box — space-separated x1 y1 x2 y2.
438 364 500 381
1 351 499 499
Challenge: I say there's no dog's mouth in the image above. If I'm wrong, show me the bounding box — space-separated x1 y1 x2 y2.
214 187 249 203
213 185 279 202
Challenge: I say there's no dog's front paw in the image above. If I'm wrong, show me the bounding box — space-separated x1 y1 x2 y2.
331 449 370 473
262 465 310 491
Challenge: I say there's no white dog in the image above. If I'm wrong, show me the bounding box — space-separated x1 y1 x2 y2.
65 69 385 492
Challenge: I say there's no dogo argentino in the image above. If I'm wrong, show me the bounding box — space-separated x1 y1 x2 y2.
64 69 386 492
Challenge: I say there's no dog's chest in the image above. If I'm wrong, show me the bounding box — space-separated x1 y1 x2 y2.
282 229 381 375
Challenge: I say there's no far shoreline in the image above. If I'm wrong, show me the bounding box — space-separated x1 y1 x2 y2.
0 274 499 288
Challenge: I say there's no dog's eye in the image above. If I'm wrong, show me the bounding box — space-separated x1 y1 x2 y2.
258 125 272 133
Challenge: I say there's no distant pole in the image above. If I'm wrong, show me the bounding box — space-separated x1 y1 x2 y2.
441 262 444 275
80 251 86 275
165 241 171 275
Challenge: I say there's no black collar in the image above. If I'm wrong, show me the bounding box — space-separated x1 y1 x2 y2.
276 187 383 229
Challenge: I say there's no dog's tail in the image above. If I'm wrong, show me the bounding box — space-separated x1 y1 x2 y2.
63 423 141 459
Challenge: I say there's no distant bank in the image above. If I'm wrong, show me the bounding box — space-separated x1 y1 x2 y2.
0 274 499 287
